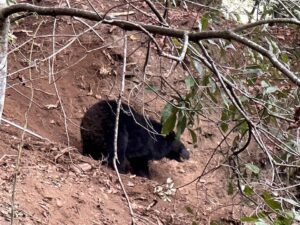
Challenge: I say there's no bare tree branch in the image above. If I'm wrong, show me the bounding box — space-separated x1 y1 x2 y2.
233 18 300 32
2 4 299 86
144 0 168 26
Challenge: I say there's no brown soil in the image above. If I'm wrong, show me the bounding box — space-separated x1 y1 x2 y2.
0 1 249 224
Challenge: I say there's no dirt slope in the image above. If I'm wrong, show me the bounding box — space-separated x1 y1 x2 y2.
0 1 248 224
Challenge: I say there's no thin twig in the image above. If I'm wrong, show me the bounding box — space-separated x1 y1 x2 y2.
1 117 50 141
161 31 189 62
50 18 70 146
112 33 136 224
144 0 168 26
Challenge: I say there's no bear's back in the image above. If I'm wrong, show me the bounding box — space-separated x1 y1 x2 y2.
81 100 174 159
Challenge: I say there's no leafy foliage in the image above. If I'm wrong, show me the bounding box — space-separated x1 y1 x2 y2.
160 1 299 223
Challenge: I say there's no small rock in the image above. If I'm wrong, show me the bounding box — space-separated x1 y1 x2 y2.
78 163 92 172
127 181 134 187
178 168 186 173
56 199 63 207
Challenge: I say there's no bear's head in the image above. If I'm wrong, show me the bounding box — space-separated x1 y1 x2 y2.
165 131 189 162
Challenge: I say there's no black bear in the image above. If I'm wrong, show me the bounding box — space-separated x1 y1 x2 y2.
80 100 189 178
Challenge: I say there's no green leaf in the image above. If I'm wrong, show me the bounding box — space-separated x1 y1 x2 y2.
280 53 289 63
201 16 209 30
245 163 260 175
188 128 197 144
185 76 195 91
243 185 254 196
202 74 209 86
209 77 217 93
161 102 178 135
262 191 282 211
241 216 259 222
221 123 228 133
221 108 229 133
162 112 177 135
245 64 263 70
176 112 187 137
186 206 193 214
231 135 240 149
238 120 249 134
207 89 218 103
161 103 174 124
227 181 234 195
221 122 228 133
185 88 197 101
273 215 293 225
228 104 237 120
172 38 181 47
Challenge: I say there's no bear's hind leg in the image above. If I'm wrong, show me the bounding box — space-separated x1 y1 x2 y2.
129 157 150 178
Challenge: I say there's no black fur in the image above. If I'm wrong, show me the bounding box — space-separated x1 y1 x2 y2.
80 100 189 177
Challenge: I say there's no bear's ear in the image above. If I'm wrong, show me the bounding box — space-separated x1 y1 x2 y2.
166 131 176 140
